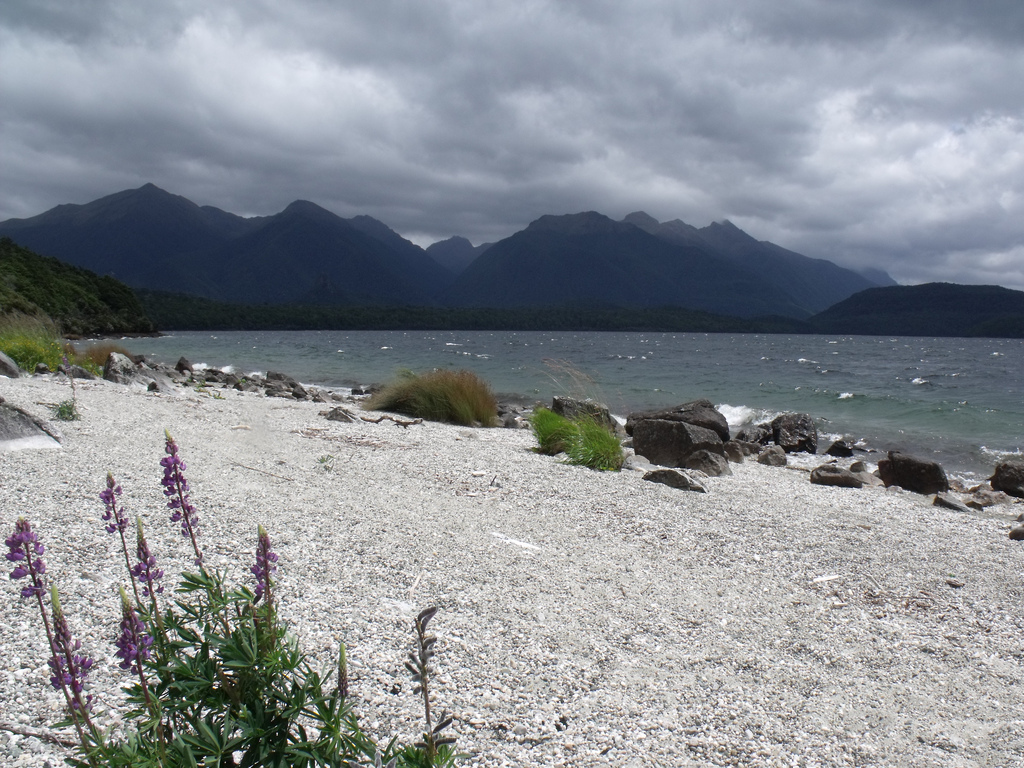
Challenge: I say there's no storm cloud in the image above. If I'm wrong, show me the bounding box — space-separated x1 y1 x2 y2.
3 0 1024 288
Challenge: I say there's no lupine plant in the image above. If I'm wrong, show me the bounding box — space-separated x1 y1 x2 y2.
5 434 461 768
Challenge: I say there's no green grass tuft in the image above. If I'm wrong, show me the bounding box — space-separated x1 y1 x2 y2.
530 408 576 455
366 368 498 426
565 417 624 471
530 408 623 470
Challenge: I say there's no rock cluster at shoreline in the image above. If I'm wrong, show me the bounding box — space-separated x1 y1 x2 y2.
1 364 1024 767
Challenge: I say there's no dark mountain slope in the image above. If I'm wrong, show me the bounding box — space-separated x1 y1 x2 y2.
0 184 254 293
808 283 1024 337
426 236 493 275
194 201 447 305
443 212 805 317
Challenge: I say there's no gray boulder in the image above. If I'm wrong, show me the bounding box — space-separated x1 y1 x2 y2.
103 352 138 384
685 449 732 477
321 406 355 422
0 400 60 450
934 493 971 514
723 441 745 463
735 423 772 445
757 445 787 467
552 396 618 432
625 399 729 441
771 413 818 454
642 468 707 493
0 351 21 378
810 464 863 488
631 419 723 467
877 451 949 495
990 461 1024 498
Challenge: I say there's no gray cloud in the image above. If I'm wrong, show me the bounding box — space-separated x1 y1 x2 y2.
3 0 1024 288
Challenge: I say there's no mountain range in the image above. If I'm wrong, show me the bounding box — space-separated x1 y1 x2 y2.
0 184 894 320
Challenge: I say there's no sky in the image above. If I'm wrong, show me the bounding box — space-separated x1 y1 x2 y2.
3 1 1024 289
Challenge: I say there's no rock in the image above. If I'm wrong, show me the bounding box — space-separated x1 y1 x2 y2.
735 423 772 445
826 439 855 458
0 351 22 377
1010 525 1024 541
990 461 1024 498
723 441 745 463
103 352 138 384
810 464 863 488
35 362 50 374
771 413 818 454
850 460 870 473
502 412 530 429
642 468 707 493
67 364 98 380
234 380 261 393
732 439 762 456
625 399 729 441
631 419 724 467
933 493 971 513
877 451 949 495
552 396 618 431
0 401 61 451
321 407 355 422
854 471 884 487
685 449 732 477
965 488 1012 510
757 445 787 466
175 357 193 374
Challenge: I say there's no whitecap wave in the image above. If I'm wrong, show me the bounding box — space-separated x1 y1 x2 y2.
838 392 854 399
911 377 929 385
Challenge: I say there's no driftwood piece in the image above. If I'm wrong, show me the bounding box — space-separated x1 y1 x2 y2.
359 414 423 428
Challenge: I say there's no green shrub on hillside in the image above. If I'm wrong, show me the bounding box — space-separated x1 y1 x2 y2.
366 369 498 426
0 313 64 372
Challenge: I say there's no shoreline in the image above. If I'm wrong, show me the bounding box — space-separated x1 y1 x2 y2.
1 374 1023 767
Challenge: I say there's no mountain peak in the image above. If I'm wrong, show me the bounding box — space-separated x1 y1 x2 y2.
526 211 633 236
622 211 661 232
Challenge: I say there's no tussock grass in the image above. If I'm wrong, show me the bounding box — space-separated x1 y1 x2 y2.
366 368 498 426
0 312 64 372
530 408 576 455
530 407 624 471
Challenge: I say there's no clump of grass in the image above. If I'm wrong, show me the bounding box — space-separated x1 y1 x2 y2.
530 408 624 471
52 399 80 421
367 369 498 426
530 408 576 455
0 312 64 372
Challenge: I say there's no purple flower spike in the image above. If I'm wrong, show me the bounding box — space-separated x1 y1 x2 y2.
6 517 47 599
99 473 129 535
49 587 94 713
161 430 203 565
114 587 153 675
251 524 278 604
131 518 164 598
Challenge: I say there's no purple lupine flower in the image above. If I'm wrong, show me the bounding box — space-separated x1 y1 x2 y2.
6 517 47 599
99 473 129 535
49 586 94 713
114 587 153 675
250 524 278 604
160 430 202 565
131 517 164 598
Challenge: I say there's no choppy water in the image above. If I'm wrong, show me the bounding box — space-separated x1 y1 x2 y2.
116 330 1024 482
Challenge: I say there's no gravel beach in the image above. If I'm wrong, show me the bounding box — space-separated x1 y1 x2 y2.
1 374 1023 767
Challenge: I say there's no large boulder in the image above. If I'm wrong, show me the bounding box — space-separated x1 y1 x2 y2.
877 451 949 495
771 413 818 454
552 396 618 432
810 464 863 488
990 461 1024 498
0 351 21 378
103 352 138 384
631 419 723 468
626 399 729 441
0 399 60 450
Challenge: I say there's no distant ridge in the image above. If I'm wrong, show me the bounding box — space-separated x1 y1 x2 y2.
2 184 891 321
